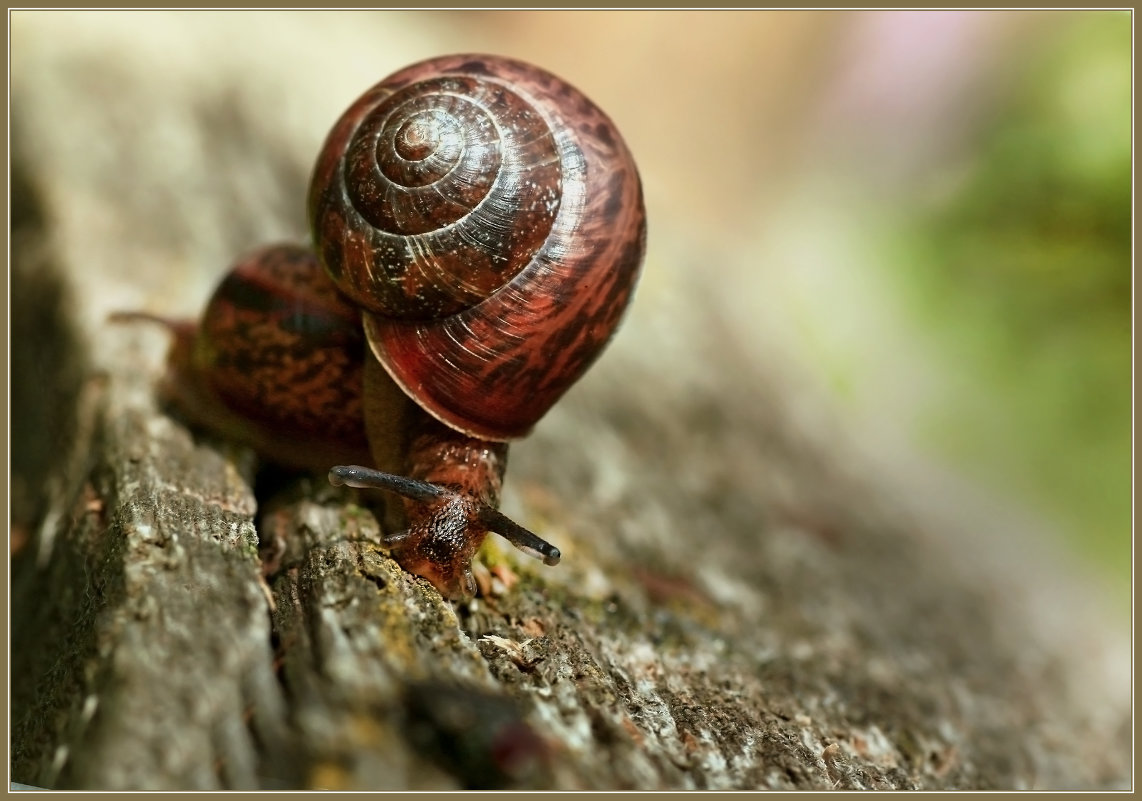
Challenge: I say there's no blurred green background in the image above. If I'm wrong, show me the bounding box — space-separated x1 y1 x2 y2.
759 12 1132 602
906 15 1131 597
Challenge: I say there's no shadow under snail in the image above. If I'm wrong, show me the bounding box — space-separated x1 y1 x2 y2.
117 54 647 599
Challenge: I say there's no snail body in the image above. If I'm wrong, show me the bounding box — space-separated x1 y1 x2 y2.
124 55 646 598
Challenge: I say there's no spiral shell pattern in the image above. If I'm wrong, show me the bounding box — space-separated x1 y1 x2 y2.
310 54 646 441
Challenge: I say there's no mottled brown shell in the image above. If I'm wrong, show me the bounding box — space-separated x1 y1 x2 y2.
308 54 646 441
194 244 368 453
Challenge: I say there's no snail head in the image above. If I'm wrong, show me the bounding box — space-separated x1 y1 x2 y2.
329 465 560 599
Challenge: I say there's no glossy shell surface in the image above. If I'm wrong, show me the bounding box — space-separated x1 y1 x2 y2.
309 54 646 441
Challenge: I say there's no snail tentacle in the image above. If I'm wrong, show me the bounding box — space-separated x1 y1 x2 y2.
329 464 561 568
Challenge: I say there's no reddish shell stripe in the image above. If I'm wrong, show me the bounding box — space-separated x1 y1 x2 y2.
309 54 646 441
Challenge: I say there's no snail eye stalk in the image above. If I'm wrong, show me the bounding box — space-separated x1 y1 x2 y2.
329 465 561 567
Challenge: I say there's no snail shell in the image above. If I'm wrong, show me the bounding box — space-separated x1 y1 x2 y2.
195 245 366 442
308 54 646 441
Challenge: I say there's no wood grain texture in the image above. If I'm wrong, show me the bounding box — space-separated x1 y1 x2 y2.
9 11 1129 791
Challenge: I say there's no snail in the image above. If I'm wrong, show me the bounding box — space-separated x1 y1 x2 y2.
116 54 646 599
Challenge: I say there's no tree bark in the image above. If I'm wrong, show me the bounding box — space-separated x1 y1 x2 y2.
10 12 1130 791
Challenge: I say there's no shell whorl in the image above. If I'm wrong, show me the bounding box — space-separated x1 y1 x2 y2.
309 54 646 441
